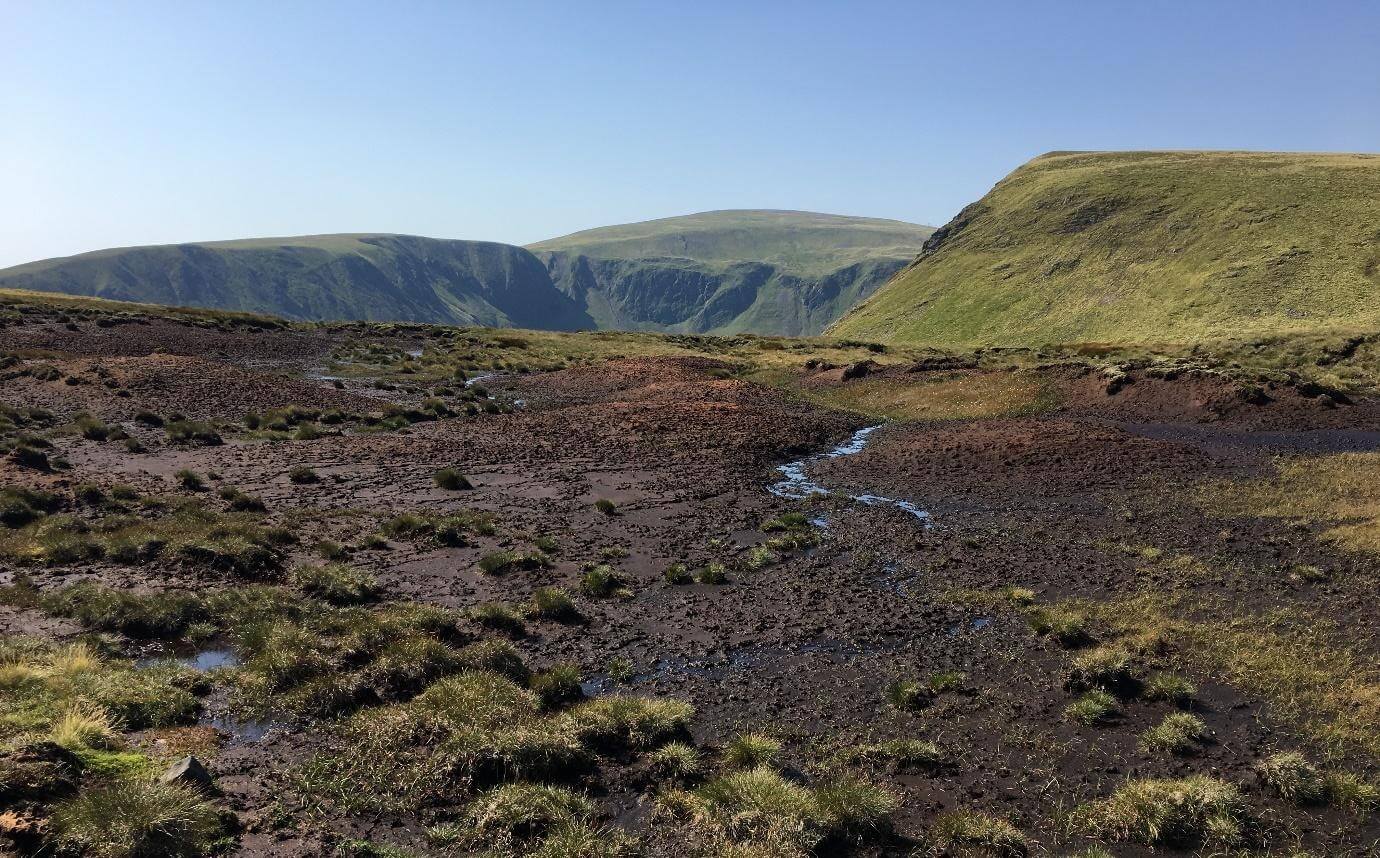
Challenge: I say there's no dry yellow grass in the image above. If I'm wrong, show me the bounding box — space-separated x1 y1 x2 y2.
1082 594 1380 759
1203 452 1380 553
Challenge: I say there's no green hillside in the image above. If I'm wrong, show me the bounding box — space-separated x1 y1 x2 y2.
531 209 933 336
0 211 932 337
831 151 1380 346
0 234 594 330
528 209 931 276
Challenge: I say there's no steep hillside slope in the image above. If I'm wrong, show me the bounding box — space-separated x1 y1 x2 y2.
0 234 594 329
532 209 933 336
1 211 932 336
529 209 931 275
832 151 1380 346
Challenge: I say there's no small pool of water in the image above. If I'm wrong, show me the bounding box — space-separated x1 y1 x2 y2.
769 426 931 523
136 646 239 672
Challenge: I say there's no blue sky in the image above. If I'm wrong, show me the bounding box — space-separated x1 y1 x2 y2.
2 0 1377 268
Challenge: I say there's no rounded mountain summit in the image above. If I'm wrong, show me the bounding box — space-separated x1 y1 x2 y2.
0 210 935 337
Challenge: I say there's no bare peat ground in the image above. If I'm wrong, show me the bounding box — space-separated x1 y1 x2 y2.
3 300 1380 856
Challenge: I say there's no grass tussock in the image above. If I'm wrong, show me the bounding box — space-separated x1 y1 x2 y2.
51 777 224 858
1077 775 1251 848
929 809 1029 856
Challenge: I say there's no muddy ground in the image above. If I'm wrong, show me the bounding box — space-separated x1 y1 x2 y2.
3 306 1380 856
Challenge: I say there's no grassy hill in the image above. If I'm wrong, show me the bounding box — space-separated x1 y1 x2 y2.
528 209 931 277
0 211 932 337
0 234 595 330
531 210 933 336
831 151 1380 346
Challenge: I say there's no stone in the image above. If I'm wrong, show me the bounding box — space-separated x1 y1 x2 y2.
160 755 213 793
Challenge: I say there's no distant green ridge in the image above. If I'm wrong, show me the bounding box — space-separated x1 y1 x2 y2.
0 210 933 336
831 151 1380 346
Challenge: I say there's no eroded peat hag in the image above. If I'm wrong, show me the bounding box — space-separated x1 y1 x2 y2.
3 292 1380 856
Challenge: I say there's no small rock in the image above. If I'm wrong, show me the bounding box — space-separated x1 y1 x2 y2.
841 360 877 381
161 755 213 793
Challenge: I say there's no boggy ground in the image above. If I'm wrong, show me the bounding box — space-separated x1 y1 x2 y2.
3 294 1380 857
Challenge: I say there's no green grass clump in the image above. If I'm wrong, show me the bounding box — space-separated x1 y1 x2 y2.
647 742 703 783
529 587 582 623
434 467 473 490
722 732 781 770
1066 645 1140 693
41 581 206 638
579 565 628 598
1142 671 1197 706
696 563 728 585
555 696 693 752
1139 712 1210 756
51 778 223 858
529 664 582 708
470 602 527 635
292 564 379 605
663 563 691 585
930 809 1029 856
1065 690 1118 726
840 738 946 771
885 679 932 711
1026 605 1092 647
174 470 205 491
73 413 112 441
594 499 618 516
165 420 222 446
0 485 61 528
1077 774 1251 848
682 766 896 854
287 465 319 484
478 549 549 575
464 783 595 852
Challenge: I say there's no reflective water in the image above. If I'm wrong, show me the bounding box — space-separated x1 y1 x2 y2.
768 425 931 522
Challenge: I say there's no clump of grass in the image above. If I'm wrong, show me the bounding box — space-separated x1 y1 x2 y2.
556 696 693 752
1027 605 1092 647
1140 712 1210 756
1066 645 1140 694
464 783 595 852
50 699 121 750
1065 690 1118 726
580 565 628 598
529 587 581 623
696 563 728 585
1255 751 1326 804
478 550 549 575
217 486 266 513
529 663 582 708
434 467 473 491
1142 671 1197 706
927 670 965 693
292 563 379 605
930 809 1029 857
663 563 691 585
287 465 319 484
722 733 782 770
51 778 223 858
174 470 205 491
1077 775 1251 848
0 485 61 528
41 581 207 638
683 767 896 854
594 499 618 516
74 413 112 441
840 738 946 771
165 420 222 446
741 545 779 570
647 741 703 784
470 602 527 635
885 679 933 711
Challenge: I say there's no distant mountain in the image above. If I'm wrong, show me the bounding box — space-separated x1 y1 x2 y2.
0 234 594 330
0 211 932 336
530 210 934 335
832 151 1380 346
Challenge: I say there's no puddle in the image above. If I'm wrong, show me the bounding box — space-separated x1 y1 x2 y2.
769 426 931 523
464 373 495 388
406 348 423 358
202 713 281 744
947 616 994 636
137 646 239 672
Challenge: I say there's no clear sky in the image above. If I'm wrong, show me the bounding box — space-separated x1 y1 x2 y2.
2 0 1377 268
